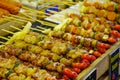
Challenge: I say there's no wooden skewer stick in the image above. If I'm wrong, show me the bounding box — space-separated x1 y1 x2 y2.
51 1 74 6
4 16 28 23
9 14 33 22
22 12 47 18
3 17 24 24
19 12 34 19
19 12 46 20
0 36 9 40
10 26 22 31
22 6 45 14
31 28 43 32
37 26 46 30
2 29 14 35
0 41 5 44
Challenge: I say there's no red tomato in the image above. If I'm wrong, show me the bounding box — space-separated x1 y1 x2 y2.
72 62 88 69
97 42 104 48
98 47 106 53
104 44 110 49
108 37 116 43
89 55 96 61
93 51 101 57
117 33 120 38
62 68 77 79
62 68 72 75
79 62 88 69
73 68 81 73
71 71 78 78
62 75 69 80
81 53 90 60
110 30 119 37
97 43 110 49
113 25 120 30
72 63 81 68
81 59 90 66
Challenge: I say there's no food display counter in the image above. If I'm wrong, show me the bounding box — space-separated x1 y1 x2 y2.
0 0 120 80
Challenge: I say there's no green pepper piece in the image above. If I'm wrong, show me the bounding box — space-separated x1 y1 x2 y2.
13 62 20 69
78 21 81 26
5 69 14 78
39 36 45 41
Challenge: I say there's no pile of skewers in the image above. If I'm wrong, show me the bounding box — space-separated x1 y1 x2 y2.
0 14 119 79
0 0 120 80
0 21 103 80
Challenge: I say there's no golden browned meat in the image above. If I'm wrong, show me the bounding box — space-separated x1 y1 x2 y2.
106 2 115 11
0 1 20 14
106 11 117 21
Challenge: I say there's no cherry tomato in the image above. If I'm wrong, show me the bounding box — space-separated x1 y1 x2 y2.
97 43 110 49
79 62 88 69
62 75 69 80
73 68 81 73
97 42 104 48
81 59 90 66
81 53 90 60
93 51 101 57
71 71 78 78
72 62 88 69
118 33 120 38
98 47 106 53
62 68 72 75
108 37 116 43
72 63 81 68
62 68 77 79
113 25 120 30
46 77 57 80
89 55 96 61
104 44 110 49
110 30 120 37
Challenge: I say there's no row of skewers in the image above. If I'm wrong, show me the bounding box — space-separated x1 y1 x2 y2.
0 14 119 79
0 22 104 80
0 0 120 80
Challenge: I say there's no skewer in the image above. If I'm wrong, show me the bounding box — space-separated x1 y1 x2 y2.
2 29 14 34
9 14 34 22
0 36 9 40
22 6 45 14
19 12 34 19
3 17 24 24
10 25 22 31
19 12 47 20
34 26 51 34
31 28 43 33
37 26 46 30
22 12 47 18
10 14 46 24
36 20 44 24
51 1 75 6
0 41 5 44
4 16 28 23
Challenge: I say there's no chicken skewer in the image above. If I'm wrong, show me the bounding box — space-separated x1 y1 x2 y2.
0 52 56 80
1 23 110 54
0 22 103 79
